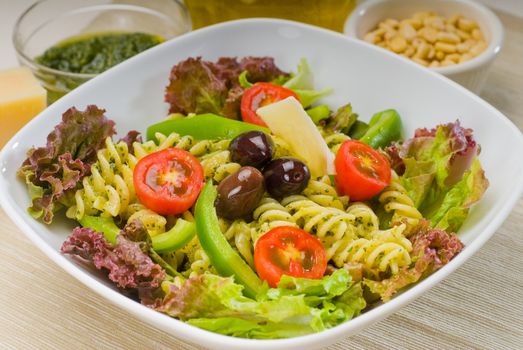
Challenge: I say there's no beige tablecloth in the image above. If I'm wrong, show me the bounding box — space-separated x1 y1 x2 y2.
0 11 522 350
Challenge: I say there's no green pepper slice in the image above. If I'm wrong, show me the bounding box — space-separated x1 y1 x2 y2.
151 219 196 253
147 113 270 142
348 120 369 139
194 181 262 298
79 215 120 245
306 105 331 124
359 109 403 149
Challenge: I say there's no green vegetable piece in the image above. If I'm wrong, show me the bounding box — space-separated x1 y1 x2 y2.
294 88 333 108
238 71 253 88
348 120 369 139
359 109 403 149
429 158 489 232
195 181 262 298
306 105 330 124
147 113 269 142
281 58 332 108
151 219 196 253
324 103 358 134
79 215 120 245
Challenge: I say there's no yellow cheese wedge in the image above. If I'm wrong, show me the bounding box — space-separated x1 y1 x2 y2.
0 67 47 147
257 96 335 177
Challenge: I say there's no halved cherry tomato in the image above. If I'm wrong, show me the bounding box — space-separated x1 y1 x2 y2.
335 140 391 201
240 82 299 127
133 148 204 215
254 226 327 287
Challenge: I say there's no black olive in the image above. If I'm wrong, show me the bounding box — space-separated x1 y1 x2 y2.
263 158 310 199
215 166 265 220
229 131 274 168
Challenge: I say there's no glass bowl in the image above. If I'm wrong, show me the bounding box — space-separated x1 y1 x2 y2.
13 0 191 103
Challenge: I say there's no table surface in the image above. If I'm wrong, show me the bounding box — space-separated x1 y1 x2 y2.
1 6 523 350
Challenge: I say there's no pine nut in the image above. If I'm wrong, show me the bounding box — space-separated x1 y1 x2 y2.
419 26 438 43
441 59 456 67
472 28 484 41
412 57 429 66
436 32 460 44
415 42 430 59
457 18 477 32
435 42 457 54
390 35 408 53
363 12 487 69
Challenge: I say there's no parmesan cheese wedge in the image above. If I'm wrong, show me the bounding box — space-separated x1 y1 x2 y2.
0 67 47 147
257 97 335 177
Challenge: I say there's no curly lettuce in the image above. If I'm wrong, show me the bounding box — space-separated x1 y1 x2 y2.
18 105 116 223
61 226 165 290
164 57 288 119
365 222 464 301
386 121 488 231
142 269 365 339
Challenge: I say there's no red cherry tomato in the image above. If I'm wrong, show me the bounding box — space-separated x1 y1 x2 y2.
335 140 391 201
254 226 327 287
240 82 300 127
133 148 204 215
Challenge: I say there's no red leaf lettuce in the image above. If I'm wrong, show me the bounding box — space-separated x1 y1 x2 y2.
18 105 116 223
61 226 164 290
164 57 288 119
386 121 488 231
364 222 464 301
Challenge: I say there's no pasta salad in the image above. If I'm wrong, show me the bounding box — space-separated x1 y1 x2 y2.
18 56 488 339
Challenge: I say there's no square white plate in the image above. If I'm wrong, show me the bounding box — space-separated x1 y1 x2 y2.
1 19 522 350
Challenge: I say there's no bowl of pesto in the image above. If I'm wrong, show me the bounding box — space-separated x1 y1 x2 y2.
13 0 191 103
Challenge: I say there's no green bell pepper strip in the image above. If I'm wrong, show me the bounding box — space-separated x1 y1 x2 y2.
195 181 262 298
348 120 369 140
306 105 330 124
238 71 253 88
79 215 120 245
151 218 196 253
359 109 403 149
146 113 269 142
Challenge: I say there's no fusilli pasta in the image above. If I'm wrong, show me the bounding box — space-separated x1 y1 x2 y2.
333 223 412 276
66 137 137 220
379 171 422 233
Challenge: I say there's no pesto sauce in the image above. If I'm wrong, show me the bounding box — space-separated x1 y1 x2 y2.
36 32 164 74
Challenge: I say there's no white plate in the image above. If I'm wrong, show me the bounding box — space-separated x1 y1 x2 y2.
1 19 522 350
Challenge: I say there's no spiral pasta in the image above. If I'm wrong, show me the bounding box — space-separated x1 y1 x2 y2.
379 171 423 233
333 224 412 276
66 137 137 220
282 195 357 261
180 237 214 277
250 197 296 241
126 205 167 237
302 175 349 210
134 132 241 182
323 132 350 154
346 202 380 238
223 220 256 268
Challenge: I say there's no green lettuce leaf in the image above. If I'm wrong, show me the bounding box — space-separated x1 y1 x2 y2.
145 269 365 339
188 317 313 339
283 58 332 107
387 121 488 231
430 158 489 232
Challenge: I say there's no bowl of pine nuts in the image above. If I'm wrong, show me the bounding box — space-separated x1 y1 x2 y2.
344 0 504 93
